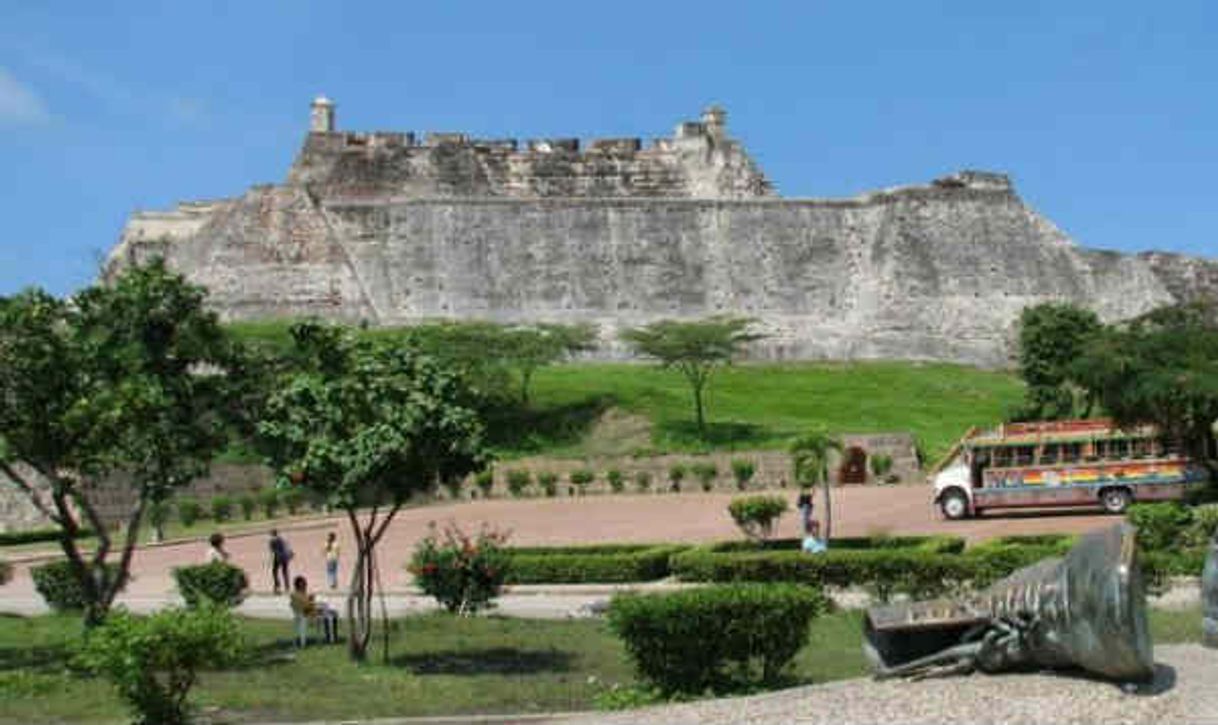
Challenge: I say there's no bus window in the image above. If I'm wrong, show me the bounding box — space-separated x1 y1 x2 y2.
1039 444 1060 465
1111 439 1130 459
1161 438 1181 457
991 447 1013 469
1131 438 1151 458
1014 446 1035 467
1061 443 1082 464
1093 440 1109 461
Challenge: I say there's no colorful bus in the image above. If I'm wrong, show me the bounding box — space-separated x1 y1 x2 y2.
931 419 1210 519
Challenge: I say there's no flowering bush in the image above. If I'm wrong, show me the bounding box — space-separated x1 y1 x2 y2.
409 522 511 615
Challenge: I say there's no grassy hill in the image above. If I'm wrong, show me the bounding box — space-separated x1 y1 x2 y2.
224 322 1023 464
508 360 1023 463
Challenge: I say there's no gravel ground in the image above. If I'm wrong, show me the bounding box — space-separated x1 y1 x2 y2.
556 644 1218 725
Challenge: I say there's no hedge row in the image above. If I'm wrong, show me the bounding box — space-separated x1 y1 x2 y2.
0 527 94 547
505 544 689 584
670 541 1077 600
705 535 965 555
31 560 125 611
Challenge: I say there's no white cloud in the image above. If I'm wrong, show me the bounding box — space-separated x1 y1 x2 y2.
0 67 50 125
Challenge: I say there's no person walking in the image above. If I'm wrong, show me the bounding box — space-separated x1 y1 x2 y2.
323 531 340 590
269 529 293 594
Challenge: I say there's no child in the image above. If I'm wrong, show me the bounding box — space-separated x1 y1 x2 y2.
323 532 340 590
205 532 230 563
289 576 338 646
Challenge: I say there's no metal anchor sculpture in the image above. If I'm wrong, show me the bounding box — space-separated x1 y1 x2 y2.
863 523 1154 682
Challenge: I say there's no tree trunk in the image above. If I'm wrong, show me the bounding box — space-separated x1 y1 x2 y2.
693 381 705 437
821 473 833 544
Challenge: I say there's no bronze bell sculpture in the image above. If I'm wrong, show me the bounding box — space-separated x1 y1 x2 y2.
1203 531 1218 648
863 523 1154 682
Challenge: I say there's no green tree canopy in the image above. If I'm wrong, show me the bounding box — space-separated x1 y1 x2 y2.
1072 301 1218 466
256 322 489 661
1014 302 1102 420
0 260 244 625
621 316 763 436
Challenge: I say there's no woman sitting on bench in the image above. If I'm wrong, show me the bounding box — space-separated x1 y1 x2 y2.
289 576 338 646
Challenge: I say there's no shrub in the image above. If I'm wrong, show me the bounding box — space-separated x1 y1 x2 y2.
506 545 687 584
668 464 687 492
177 498 203 528
172 562 249 608
537 472 559 497
474 469 495 498
1127 502 1193 551
608 583 827 694
409 522 511 615
147 500 172 542
210 495 234 523
281 487 305 515
1183 503 1218 548
258 488 280 519
728 495 788 542
76 604 244 725
691 462 718 492
634 471 653 493
570 468 595 494
730 459 756 491
0 526 91 546
506 469 531 498
238 494 256 521
607 469 625 493
869 453 893 480
32 560 125 611
441 477 463 500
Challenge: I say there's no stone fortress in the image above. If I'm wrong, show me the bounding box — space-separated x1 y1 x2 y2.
105 97 1218 366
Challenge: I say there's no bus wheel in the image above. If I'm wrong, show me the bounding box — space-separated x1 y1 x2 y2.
1100 487 1132 514
940 489 970 520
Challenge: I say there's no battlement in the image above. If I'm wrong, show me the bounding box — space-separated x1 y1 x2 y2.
288 99 773 199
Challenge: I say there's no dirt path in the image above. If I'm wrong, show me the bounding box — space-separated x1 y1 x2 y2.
3 484 1118 600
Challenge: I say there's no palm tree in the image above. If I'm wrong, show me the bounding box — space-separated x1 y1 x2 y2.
789 430 843 544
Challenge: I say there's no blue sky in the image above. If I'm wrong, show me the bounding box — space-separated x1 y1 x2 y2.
1 1 1215 295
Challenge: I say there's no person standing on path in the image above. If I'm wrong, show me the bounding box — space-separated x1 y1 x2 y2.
323 531 340 590
796 487 815 535
269 529 293 594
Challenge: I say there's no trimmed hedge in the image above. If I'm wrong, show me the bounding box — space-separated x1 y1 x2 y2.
31 560 125 611
706 535 965 555
672 536 1066 600
608 583 828 694
505 544 689 584
0 526 94 547
173 562 249 608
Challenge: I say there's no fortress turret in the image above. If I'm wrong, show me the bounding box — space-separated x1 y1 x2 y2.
702 104 727 140
310 95 336 133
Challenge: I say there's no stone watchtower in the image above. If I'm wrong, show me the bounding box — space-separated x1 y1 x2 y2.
310 95 336 133
702 104 727 140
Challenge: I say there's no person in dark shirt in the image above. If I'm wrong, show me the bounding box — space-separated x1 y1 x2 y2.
269 529 293 594
796 487 814 535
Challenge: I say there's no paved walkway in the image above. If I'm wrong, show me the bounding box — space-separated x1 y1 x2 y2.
2 484 1120 605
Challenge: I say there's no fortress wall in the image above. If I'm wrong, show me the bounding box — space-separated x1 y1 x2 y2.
293 188 1178 366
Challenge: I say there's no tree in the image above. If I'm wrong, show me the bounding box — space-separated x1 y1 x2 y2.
1014 302 1102 420
256 323 488 661
1072 301 1218 470
621 316 763 436
499 323 596 405
789 430 842 543
0 262 242 626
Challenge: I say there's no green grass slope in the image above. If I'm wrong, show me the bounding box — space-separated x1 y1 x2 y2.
519 361 1023 462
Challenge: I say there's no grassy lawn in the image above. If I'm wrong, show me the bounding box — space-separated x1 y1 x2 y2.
519 361 1023 462
0 605 1202 723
